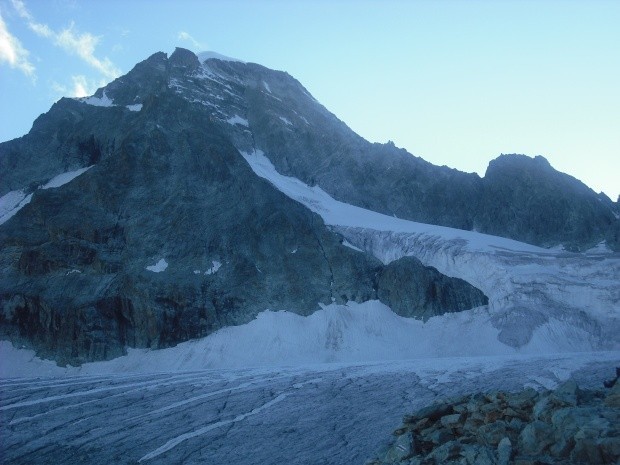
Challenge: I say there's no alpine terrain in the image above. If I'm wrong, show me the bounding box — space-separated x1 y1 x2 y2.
0 48 618 465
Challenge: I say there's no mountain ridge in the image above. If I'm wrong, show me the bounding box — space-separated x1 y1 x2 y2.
0 47 617 365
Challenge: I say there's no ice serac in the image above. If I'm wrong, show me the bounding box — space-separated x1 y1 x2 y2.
0 48 488 365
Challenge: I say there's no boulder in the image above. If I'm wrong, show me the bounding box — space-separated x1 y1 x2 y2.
367 380 619 465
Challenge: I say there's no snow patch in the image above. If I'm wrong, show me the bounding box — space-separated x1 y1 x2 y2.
205 260 222 275
82 91 114 107
41 166 93 189
342 240 363 253
262 81 272 93
227 115 249 127
279 116 293 126
0 191 32 226
146 259 168 273
79 92 144 113
0 166 93 226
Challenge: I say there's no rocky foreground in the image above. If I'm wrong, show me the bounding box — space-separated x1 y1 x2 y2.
369 379 620 465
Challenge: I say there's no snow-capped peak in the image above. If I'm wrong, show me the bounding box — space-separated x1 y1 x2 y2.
197 51 245 64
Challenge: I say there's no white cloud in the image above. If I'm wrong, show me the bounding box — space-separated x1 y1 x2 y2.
52 74 106 98
56 23 119 79
11 0 120 80
0 12 35 78
10 0 31 20
178 31 205 50
70 74 89 97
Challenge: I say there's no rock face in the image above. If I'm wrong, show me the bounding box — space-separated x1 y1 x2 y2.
369 380 620 465
377 256 488 321
0 48 488 365
476 154 619 250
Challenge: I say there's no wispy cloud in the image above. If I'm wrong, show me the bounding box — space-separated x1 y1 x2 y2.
70 75 90 97
56 23 119 79
52 75 106 98
11 0 120 79
178 31 205 50
0 12 36 79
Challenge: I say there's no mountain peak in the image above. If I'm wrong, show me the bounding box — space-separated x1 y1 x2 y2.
197 50 245 64
169 47 201 71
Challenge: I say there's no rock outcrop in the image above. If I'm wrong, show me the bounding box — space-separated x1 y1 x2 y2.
377 256 488 321
369 380 620 465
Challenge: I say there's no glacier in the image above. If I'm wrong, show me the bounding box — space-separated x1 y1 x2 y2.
1 138 619 465
239 148 620 352
1 147 618 375
1 349 618 464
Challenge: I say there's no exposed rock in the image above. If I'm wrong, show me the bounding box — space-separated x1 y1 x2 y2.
605 382 620 408
377 256 488 321
476 154 619 251
497 437 512 465
368 379 620 465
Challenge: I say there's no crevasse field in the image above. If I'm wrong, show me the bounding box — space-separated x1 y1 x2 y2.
1 150 619 464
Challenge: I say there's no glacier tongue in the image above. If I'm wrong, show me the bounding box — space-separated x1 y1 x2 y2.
240 148 620 351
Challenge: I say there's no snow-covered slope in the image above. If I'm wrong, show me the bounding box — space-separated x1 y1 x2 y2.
1 299 606 378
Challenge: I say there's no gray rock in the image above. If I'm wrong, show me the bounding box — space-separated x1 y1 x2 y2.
497 437 512 465
477 421 508 447
605 380 620 407
459 445 496 465
383 433 413 463
518 420 554 455
426 440 462 463
552 379 579 406
409 402 453 423
440 413 463 429
377 256 488 321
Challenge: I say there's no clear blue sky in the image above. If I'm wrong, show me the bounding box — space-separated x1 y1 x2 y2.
1 0 618 200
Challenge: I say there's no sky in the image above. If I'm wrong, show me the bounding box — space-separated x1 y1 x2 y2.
1 0 618 201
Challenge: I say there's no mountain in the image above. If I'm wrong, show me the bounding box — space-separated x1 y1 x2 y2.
0 48 618 365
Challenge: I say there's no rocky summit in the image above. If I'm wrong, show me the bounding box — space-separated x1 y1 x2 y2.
0 47 617 365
